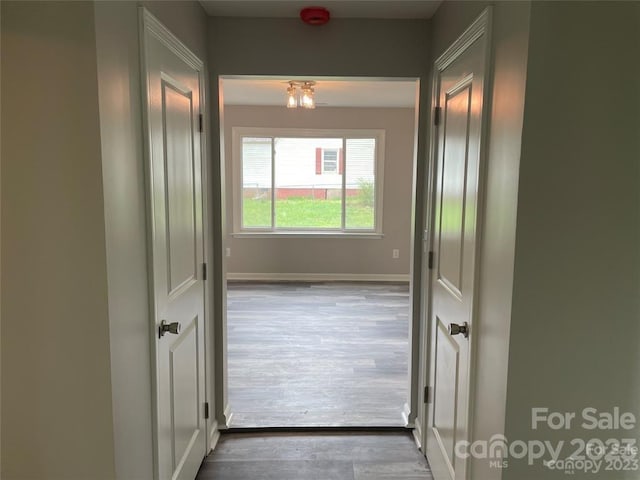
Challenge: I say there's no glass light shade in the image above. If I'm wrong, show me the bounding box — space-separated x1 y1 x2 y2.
286 85 298 108
301 87 315 109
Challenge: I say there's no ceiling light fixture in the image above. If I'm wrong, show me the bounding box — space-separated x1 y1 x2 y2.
285 81 317 109
286 82 298 108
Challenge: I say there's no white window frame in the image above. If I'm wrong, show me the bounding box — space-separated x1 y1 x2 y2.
232 127 385 237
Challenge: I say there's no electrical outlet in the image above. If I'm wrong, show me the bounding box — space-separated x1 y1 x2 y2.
392 249 400 259
226 247 231 257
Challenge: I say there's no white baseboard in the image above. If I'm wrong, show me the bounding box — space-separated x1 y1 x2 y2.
209 420 220 453
402 402 414 428
221 404 233 429
226 273 410 282
413 422 423 451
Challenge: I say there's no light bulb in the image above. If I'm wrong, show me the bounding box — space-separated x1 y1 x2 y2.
286 84 298 109
301 85 315 109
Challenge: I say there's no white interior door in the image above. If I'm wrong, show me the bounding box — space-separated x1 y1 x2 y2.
425 11 490 480
142 11 207 480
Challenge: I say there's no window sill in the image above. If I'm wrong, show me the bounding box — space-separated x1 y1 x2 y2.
231 232 384 239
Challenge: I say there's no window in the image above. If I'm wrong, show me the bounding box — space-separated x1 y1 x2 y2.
234 128 384 234
322 149 339 174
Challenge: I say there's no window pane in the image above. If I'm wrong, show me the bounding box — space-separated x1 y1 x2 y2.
274 137 343 229
345 138 376 230
242 137 272 228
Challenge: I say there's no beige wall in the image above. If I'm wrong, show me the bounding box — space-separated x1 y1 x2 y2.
504 2 640 478
1 1 210 478
224 105 415 277
1 2 116 478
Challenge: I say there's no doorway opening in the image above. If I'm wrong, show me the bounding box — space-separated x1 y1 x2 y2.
218 76 420 428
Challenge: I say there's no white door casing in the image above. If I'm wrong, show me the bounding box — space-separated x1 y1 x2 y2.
425 9 492 480
140 10 208 480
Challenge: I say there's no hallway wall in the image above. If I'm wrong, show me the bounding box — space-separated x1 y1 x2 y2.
504 2 640 478
1 2 116 478
427 2 640 479
1 1 210 478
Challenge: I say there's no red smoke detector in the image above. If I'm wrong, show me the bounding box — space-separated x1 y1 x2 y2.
300 7 330 25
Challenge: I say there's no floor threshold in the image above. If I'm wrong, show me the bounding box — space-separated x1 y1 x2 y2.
223 425 411 434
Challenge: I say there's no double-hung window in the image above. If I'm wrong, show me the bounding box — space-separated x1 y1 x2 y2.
233 127 384 235
322 149 339 174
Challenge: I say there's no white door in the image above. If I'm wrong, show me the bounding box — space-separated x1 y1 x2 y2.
425 11 490 480
141 11 207 480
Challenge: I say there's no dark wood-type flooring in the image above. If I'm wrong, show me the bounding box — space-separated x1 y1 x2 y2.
227 282 410 427
196 431 433 479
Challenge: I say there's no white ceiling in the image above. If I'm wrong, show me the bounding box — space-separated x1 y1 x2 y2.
221 77 419 108
200 1 442 19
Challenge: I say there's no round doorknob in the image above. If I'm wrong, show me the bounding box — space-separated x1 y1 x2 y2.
159 320 181 338
449 322 469 338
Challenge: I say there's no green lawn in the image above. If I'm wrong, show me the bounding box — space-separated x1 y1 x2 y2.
243 197 374 230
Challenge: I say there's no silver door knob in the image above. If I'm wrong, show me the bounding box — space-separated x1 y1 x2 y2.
449 322 469 338
159 320 181 338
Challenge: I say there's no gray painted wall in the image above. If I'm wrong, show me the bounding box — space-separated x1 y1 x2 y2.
1 2 116 478
208 16 431 423
504 2 640 478
1 1 210 478
141 0 208 62
94 2 152 478
223 105 415 277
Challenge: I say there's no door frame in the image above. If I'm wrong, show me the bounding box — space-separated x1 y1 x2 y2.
214 75 424 428
138 8 213 478
420 7 493 478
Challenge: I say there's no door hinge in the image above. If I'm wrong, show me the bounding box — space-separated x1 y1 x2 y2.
204 402 209 420
202 262 207 281
198 113 203 133
424 386 431 404
434 106 442 126
428 251 434 270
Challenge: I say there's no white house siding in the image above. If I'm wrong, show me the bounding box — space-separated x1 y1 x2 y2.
275 137 341 190
241 136 376 192
345 138 376 189
241 137 271 189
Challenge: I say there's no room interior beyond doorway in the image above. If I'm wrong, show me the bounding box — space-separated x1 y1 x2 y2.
219 76 420 428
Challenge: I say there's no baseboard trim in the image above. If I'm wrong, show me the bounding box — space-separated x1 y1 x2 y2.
412 422 423 451
219 404 233 430
209 420 220 453
402 403 414 428
226 273 411 282
224 426 409 434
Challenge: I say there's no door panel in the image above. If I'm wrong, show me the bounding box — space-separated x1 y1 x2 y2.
437 85 472 297
426 11 490 480
433 317 460 464
142 12 207 480
170 317 200 467
162 82 197 294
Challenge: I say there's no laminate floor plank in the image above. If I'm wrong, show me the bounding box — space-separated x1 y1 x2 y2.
227 282 410 427
196 432 433 480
